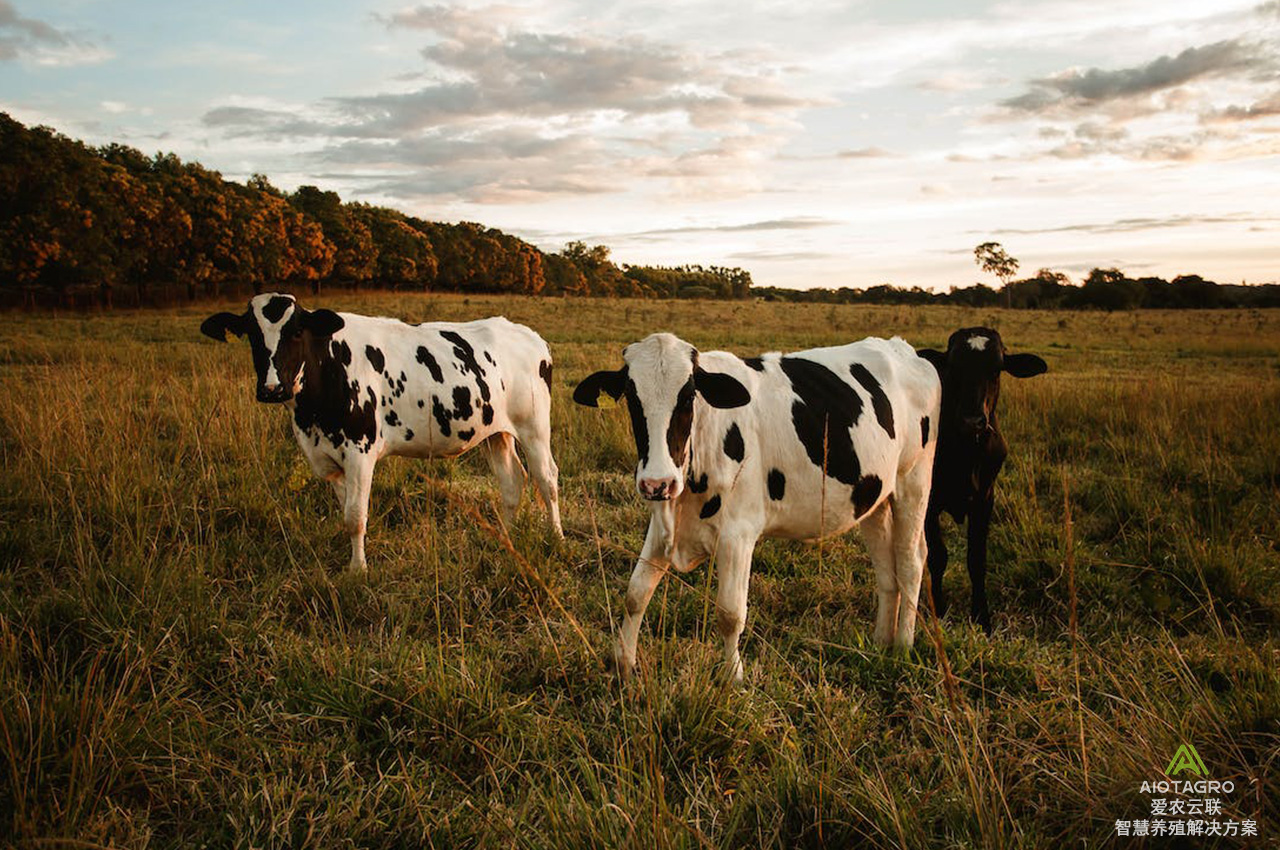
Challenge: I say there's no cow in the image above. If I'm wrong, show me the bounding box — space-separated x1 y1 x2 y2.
201 292 562 570
573 332 941 682
915 327 1047 632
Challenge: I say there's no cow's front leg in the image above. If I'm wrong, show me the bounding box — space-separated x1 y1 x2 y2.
715 531 757 684
342 454 376 571
616 512 671 680
966 492 995 633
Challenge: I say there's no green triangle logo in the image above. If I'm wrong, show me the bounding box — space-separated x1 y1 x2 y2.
1166 743 1207 777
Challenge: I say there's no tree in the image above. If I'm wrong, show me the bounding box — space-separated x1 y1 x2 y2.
974 242 1019 308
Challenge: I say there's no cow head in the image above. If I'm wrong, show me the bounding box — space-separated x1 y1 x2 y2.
201 293 345 403
574 333 750 501
917 327 1046 440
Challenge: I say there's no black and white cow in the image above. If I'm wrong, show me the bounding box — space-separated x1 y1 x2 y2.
201 293 562 570
916 327 1047 632
574 333 941 681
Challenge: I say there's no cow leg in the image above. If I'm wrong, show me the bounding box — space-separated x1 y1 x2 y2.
967 493 995 634
891 462 932 650
861 499 899 647
924 507 949 618
343 455 375 572
715 532 756 684
326 471 346 506
616 514 671 681
516 425 563 538
484 432 527 530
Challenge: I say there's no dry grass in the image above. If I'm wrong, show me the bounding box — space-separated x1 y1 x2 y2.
1 295 1277 848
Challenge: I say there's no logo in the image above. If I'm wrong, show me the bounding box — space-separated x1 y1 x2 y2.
1166 744 1208 777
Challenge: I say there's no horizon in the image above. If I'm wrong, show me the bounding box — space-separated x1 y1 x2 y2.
3 1 1278 291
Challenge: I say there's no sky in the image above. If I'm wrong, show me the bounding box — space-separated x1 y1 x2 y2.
3 0 1279 291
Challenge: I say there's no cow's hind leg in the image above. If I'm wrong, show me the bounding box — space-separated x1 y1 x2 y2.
890 459 932 649
861 499 899 646
715 531 756 684
343 455 376 572
514 423 563 537
924 507 948 617
484 432 527 530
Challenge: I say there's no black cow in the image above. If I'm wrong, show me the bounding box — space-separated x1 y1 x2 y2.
916 327 1047 632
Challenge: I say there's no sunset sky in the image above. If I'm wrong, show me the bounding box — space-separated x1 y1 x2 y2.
3 0 1278 290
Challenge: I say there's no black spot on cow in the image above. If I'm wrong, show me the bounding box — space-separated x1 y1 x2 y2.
539 359 553 392
440 330 495 429
768 469 786 501
330 339 352 366
292 339 378 452
432 397 453 437
623 378 649 467
439 331 489 401
852 475 882 517
404 429 414 441
848 363 895 439
418 399 425 408
921 416 930 446
366 346 385 374
687 471 709 493
723 422 745 462
415 346 444 382
261 295 293 323
743 357 765 372
700 495 722 519
452 385 474 420
385 410 400 427
666 379 696 467
778 357 865 487
458 428 475 442
484 351 496 366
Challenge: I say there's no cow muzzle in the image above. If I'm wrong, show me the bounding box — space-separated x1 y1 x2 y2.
638 477 680 501
257 384 293 403
961 414 991 439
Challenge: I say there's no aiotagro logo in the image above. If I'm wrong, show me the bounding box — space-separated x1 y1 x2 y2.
1114 743 1259 839
1166 743 1208 777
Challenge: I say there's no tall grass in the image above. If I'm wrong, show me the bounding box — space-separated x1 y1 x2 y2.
1 296 1277 847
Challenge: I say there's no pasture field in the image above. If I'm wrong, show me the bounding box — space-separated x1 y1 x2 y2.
1 294 1278 848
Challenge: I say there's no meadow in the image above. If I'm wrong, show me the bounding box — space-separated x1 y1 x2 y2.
1 294 1277 848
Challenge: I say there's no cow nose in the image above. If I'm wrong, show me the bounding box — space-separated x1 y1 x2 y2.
257 383 289 403
638 477 678 501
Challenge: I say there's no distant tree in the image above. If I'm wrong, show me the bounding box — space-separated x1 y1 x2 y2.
974 242 1019 308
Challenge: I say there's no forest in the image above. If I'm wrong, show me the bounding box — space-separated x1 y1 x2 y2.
2 113 1276 310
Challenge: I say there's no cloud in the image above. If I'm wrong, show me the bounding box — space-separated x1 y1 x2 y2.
1203 90 1280 122
202 3 826 203
0 1 109 66
986 213 1280 236
628 216 841 238
837 146 894 158
1001 39 1268 116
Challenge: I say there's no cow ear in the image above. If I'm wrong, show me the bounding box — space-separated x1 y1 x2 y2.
301 308 344 338
917 348 948 374
573 368 627 407
694 368 751 409
201 311 248 342
1003 353 1047 378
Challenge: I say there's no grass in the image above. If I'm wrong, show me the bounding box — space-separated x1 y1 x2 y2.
1 294 1278 848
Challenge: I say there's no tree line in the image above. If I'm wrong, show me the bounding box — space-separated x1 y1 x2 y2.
754 266 1280 310
0 114 752 308
2 113 1275 310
